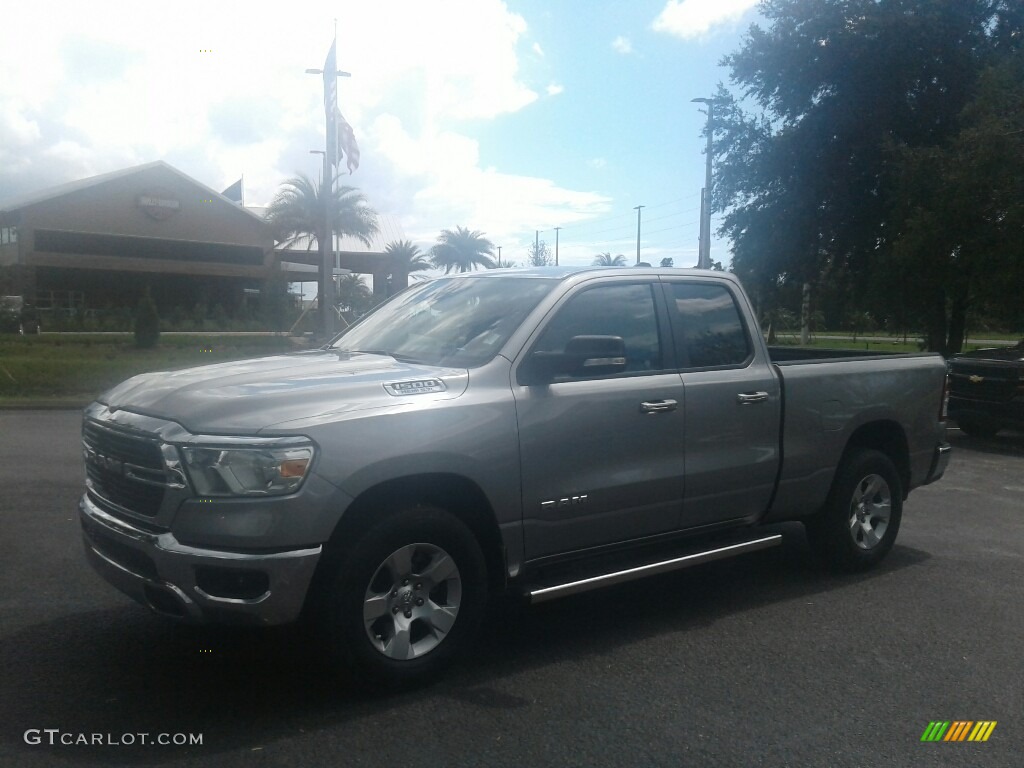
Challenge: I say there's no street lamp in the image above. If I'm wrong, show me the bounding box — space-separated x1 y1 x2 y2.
692 97 720 270
306 65 351 339
308 149 335 337
634 205 645 265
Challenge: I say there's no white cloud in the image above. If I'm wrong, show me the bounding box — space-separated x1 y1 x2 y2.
588 157 607 169
652 0 759 39
0 0 613 259
366 114 610 251
611 36 633 54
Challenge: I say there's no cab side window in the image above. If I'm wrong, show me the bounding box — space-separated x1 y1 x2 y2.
533 283 662 376
668 283 750 368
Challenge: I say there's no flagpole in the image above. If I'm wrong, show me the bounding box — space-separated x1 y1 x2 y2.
307 26 353 340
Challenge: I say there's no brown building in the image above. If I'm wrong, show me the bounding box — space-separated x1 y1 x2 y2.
0 161 407 320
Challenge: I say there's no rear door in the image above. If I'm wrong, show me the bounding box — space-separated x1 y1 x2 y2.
512 278 686 560
661 278 781 529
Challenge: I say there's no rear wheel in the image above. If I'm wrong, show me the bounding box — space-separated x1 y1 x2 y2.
318 505 487 687
805 449 903 572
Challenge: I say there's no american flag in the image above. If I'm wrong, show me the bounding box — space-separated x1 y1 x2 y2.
323 38 339 170
336 109 360 174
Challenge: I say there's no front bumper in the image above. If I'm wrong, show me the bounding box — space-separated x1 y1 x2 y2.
80 493 321 625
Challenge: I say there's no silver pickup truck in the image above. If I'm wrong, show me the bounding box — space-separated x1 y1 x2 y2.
79 267 950 685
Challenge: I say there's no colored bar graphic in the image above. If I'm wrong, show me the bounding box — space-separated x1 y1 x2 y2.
968 722 997 742
921 721 996 742
944 721 972 741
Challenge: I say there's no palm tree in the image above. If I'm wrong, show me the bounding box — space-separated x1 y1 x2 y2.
592 252 627 266
266 173 378 250
430 227 496 273
266 174 378 332
384 240 432 274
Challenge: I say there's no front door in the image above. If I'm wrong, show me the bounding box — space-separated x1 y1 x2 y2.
513 280 686 560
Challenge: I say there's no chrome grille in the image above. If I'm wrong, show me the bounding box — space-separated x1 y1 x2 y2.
82 421 166 517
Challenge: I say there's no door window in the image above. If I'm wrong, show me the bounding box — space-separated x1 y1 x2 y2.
533 283 662 377
668 283 751 368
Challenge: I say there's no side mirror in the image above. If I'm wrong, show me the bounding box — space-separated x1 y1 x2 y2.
526 335 627 383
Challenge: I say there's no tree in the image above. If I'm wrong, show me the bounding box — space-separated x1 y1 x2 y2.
660 257 674 268
527 240 553 266
592 252 627 266
384 239 431 293
266 173 378 327
335 274 375 320
883 48 1024 352
713 0 1022 354
384 240 431 274
430 227 496 273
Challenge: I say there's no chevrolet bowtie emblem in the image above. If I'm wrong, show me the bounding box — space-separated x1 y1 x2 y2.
969 375 985 383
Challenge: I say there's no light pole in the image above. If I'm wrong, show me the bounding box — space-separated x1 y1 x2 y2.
308 149 334 336
497 245 502 267
554 226 561 266
306 60 351 339
634 205 645 265
692 97 719 270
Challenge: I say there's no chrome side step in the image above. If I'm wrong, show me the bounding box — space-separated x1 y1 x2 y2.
527 534 783 604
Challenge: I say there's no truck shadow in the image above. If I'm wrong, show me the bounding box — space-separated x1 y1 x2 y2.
0 524 929 764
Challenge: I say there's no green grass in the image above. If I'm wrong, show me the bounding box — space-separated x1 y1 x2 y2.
770 334 1009 354
0 333 302 402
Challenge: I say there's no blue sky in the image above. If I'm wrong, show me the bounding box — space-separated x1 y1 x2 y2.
0 0 763 269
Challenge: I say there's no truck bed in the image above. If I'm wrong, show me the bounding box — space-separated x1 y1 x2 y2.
763 349 947 522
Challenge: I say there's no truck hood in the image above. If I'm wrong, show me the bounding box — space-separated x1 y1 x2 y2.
98 350 469 434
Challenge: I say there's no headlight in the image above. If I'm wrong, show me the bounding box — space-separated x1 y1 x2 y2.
179 437 315 497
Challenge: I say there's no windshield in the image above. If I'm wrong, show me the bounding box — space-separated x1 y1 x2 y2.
330 276 556 368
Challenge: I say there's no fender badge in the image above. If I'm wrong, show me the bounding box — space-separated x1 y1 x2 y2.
383 379 447 396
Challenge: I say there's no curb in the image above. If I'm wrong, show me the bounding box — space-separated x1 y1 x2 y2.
0 401 90 411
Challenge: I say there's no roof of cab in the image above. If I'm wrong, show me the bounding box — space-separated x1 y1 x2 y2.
451 265 729 281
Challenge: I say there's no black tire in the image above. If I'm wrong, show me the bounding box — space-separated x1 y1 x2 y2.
955 417 999 439
805 449 903 573
317 505 487 688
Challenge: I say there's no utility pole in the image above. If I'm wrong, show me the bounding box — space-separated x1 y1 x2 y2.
497 245 502 267
554 227 561 266
692 97 718 269
634 205 645 265
307 29 351 339
309 150 330 330
535 230 539 265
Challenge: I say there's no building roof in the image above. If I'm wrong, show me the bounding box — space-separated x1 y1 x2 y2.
0 161 267 224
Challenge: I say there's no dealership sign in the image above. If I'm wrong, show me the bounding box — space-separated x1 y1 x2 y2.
137 190 180 221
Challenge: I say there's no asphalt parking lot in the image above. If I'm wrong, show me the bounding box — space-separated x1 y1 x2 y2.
1 410 1021 767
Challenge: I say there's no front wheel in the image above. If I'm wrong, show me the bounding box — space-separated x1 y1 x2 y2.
805 449 903 572
318 505 487 687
